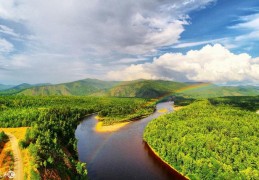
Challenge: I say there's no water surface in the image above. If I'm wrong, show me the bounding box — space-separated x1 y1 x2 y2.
76 102 186 180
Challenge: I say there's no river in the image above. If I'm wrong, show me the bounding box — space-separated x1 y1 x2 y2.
75 102 186 180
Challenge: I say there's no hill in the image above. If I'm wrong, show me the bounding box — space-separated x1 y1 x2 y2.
1 78 258 98
174 84 259 98
0 83 51 95
108 80 188 98
0 83 38 95
18 79 189 97
0 84 14 91
19 79 119 96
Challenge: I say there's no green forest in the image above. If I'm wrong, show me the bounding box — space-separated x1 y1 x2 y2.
1 84 259 179
0 96 154 127
0 95 154 179
144 97 259 179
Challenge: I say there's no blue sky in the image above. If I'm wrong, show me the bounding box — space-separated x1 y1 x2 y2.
0 0 258 85
173 0 259 57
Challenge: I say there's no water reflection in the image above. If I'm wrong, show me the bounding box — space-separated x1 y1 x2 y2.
75 102 186 180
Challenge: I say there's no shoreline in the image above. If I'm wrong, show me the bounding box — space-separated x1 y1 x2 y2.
144 141 189 180
94 114 150 133
157 108 168 113
94 120 130 133
174 106 184 111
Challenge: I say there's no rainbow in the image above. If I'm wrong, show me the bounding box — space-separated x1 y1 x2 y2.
175 83 212 93
155 82 213 102
87 129 115 165
88 82 213 164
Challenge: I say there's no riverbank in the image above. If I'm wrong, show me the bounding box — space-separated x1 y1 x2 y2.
95 120 130 133
144 142 189 180
174 106 184 111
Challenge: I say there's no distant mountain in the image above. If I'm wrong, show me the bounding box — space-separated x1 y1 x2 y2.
1 78 258 98
174 84 259 98
13 83 34 90
0 84 14 91
108 79 188 98
19 79 119 96
18 79 189 97
0 83 51 95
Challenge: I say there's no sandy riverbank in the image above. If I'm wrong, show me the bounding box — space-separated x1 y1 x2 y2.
95 121 130 133
174 106 184 111
157 108 168 113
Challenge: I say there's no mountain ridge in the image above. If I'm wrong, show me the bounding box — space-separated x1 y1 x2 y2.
0 78 258 98
19 79 119 96
0 84 15 91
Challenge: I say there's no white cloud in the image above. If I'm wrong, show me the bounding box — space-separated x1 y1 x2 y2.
113 58 148 64
0 53 102 84
172 38 225 48
235 31 259 41
172 38 242 50
0 0 218 84
0 0 215 57
0 25 20 37
108 44 259 84
231 13 259 42
0 38 14 53
232 14 259 30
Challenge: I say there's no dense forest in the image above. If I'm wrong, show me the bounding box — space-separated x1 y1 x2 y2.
144 98 259 179
209 96 259 111
1 92 259 179
0 95 154 179
0 96 154 127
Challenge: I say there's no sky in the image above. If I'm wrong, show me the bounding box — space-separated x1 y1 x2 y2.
0 0 259 85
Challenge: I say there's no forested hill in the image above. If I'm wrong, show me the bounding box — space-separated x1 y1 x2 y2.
18 79 189 97
0 83 50 95
18 79 119 96
108 80 188 98
174 84 259 98
1 78 258 98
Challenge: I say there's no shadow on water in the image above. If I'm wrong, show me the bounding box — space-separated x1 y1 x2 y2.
75 102 186 180
143 142 187 180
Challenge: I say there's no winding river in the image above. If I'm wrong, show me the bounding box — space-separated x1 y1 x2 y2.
75 102 186 180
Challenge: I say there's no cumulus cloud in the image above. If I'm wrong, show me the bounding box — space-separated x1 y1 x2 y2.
0 0 218 83
0 0 215 57
108 44 259 83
